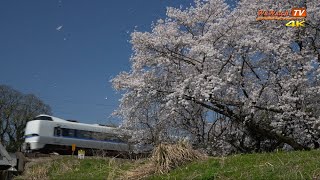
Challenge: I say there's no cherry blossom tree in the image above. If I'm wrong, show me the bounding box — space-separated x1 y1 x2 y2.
113 0 320 154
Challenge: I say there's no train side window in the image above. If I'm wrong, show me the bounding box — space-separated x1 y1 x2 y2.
68 129 75 137
54 127 62 137
62 128 76 137
92 132 106 140
97 133 125 143
76 130 92 139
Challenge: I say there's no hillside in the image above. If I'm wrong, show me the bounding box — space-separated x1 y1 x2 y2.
15 150 320 180
150 150 320 180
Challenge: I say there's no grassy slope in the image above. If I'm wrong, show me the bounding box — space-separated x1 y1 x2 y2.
150 150 320 180
16 150 320 180
15 156 137 180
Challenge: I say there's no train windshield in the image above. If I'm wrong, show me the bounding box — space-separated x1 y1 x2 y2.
24 133 39 138
33 116 53 121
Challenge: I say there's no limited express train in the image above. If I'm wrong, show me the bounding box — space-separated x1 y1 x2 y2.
23 115 149 155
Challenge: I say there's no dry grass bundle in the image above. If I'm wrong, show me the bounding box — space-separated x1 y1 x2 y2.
123 141 206 180
151 141 205 173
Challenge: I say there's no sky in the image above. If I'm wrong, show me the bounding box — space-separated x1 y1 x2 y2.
0 0 235 125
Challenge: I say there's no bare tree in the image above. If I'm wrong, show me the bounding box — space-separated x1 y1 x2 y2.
0 85 51 152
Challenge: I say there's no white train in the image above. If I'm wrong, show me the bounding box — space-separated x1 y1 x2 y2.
23 114 150 155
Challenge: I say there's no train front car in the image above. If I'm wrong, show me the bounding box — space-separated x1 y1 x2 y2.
23 115 55 152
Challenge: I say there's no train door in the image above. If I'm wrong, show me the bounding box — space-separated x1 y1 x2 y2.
53 126 62 144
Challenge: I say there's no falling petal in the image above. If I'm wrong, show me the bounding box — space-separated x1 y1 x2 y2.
56 25 63 31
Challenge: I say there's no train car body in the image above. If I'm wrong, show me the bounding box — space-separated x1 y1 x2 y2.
23 115 146 155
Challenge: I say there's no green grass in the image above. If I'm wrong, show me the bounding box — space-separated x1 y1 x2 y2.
48 157 130 180
149 150 320 180
15 150 320 180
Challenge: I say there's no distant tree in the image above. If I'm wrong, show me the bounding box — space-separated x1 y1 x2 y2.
112 0 320 154
0 85 51 152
